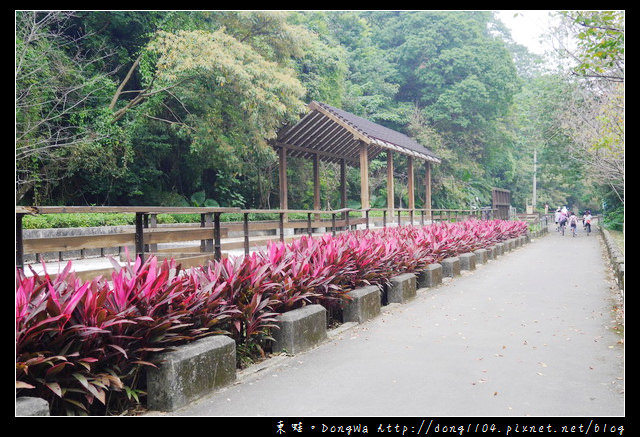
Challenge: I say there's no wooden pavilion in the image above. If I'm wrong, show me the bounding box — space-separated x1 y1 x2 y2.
274 101 441 215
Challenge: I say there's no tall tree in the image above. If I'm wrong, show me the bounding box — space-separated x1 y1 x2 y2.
15 11 121 203
553 11 624 223
361 11 521 208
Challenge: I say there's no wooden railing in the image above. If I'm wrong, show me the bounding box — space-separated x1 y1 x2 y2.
16 206 498 275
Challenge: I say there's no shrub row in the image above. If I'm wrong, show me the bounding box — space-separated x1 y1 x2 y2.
16 219 527 415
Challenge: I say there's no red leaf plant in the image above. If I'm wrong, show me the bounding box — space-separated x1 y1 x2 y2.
16 219 527 414
16 255 237 415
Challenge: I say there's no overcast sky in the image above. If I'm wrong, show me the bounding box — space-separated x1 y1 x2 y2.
495 10 557 55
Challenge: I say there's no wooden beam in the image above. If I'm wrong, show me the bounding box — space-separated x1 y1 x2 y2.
274 141 359 164
308 101 372 144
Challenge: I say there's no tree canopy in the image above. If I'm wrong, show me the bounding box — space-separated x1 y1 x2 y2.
15 10 624 226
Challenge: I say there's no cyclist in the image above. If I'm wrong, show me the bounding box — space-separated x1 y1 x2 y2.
583 210 592 235
558 210 568 235
568 211 578 237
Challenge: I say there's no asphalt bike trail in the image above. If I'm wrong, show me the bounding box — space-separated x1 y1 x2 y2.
150 226 624 418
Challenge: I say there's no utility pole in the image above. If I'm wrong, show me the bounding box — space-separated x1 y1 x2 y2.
532 148 537 210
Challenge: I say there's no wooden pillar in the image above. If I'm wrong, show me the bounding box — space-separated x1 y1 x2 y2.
313 153 321 214
359 142 369 214
16 213 24 269
407 156 415 210
386 151 394 215
278 146 288 212
340 158 347 209
200 212 213 253
135 212 145 262
424 160 432 216
214 212 222 260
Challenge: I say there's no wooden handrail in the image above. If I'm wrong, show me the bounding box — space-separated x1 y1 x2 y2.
16 206 499 271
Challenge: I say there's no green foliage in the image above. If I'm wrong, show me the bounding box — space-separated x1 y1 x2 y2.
561 11 624 81
22 213 134 229
16 10 618 219
190 190 219 208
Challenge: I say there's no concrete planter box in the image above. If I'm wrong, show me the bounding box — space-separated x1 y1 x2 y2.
459 253 476 271
16 397 50 416
441 257 460 277
271 304 327 355
495 243 504 256
416 263 442 288
386 273 417 304
474 248 488 265
342 285 381 323
146 335 236 412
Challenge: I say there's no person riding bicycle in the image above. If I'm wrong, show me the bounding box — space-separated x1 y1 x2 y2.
558 210 568 234
583 210 592 234
568 211 578 236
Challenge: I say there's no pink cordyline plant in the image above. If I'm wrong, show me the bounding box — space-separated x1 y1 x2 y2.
16 219 527 414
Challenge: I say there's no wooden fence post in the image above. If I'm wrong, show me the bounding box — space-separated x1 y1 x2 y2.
243 212 250 255
135 212 145 262
214 212 222 261
16 213 24 269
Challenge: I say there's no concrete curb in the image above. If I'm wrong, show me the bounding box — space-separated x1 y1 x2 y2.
459 252 476 271
441 256 461 277
342 285 382 323
146 335 237 412
386 273 417 304
416 263 443 288
271 304 328 356
599 226 624 293
15 396 50 416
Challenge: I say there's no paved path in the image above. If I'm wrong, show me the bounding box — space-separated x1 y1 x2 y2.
152 227 624 418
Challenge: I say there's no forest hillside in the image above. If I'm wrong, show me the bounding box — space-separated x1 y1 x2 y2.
15 11 624 229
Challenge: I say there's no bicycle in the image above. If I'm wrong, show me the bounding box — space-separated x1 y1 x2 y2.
584 214 592 236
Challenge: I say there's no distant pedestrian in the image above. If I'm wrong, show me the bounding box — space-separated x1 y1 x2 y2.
555 208 562 231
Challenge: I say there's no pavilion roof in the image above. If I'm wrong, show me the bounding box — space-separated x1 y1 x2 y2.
275 101 441 164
